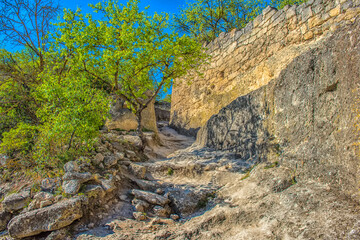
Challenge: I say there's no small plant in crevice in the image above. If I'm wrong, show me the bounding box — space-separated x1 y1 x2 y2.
167 168 174 176
196 191 217 209
264 161 279 169
290 167 298 185
241 165 257 180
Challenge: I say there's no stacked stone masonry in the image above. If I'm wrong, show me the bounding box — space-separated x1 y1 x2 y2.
170 0 360 136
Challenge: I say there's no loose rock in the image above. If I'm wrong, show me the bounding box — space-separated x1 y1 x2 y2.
62 180 81 195
100 176 116 192
153 205 171 218
93 153 104 165
128 163 147 179
133 212 147 221
41 178 61 193
131 189 170 206
63 161 79 173
8 197 84 239
132 199 150 212
2 191 31 212
104 156 118 168
0 210 11 231
170 214 180 221
62 172 93 183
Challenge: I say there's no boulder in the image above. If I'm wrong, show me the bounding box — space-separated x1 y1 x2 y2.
131 189 170 206
132 199 150 212
63 161 79 173
92 153 104 165
128 163 147 179
133 212 147 221
104 156 118 168
84 185 105 199
62 180 81 195
27 192 56 211
0 210 11 231
106 97 158 133
2 191 31 212
153 205 171 218
8 197 84 239
62 172 92 183
100 176 116 192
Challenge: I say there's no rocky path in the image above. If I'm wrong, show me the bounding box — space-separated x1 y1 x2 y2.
144 121 195 161
2 121 359 240
74 123 214 239
74 120 360 240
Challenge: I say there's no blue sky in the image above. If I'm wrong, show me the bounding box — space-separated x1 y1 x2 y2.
59 0 189 15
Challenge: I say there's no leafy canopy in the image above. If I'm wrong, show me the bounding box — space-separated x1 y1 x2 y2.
0 0 207 171
54 0 207 142
174 0 308 43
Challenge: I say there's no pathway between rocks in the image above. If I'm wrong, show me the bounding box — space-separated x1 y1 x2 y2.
74 121 360 240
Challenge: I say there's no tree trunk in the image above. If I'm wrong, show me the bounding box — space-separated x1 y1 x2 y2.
136 111 146 151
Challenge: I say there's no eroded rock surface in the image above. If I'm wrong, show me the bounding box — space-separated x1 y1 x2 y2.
131 189 170 206
8 197 84 239
2 191 31 212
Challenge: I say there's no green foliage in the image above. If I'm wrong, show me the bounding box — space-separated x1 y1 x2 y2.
175 0 309 43
0 122 38 157
174 0 267 43
162 94 172 103
167 167 174 176
53 0 207 147
0 0 207 174
241 165 257 180
0 49 40 136
32 71 110 168
271 0 308 9
264 161 279 169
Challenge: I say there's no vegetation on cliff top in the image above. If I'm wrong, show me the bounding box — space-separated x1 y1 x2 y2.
174 0 308 43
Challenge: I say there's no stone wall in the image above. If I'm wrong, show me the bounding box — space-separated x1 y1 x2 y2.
196 17 360 195
171 0 360 136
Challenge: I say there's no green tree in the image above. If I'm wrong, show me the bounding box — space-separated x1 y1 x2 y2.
0 0 110 171
174 0 308 43
174 0 267 43
54 0 207 148
271 0 308 9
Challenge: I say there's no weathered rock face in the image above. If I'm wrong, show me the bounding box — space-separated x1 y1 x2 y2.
197 16 360 194
171 0 360 136
155 101 171 122
8 197 84 239
0 210 11 231
131 189 170 206
2 191 31 212
105 97 158 133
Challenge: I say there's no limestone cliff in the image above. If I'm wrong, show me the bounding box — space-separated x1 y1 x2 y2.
196 13 360 195
171 0 360 136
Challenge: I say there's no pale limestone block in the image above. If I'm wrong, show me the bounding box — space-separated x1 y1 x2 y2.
308 15 325 28
329 5 341 17
304 31 314 40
